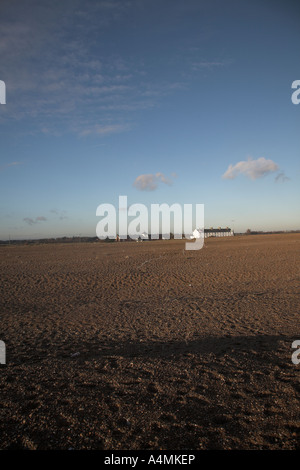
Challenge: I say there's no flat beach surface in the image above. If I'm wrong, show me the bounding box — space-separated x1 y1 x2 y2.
0 233 299 450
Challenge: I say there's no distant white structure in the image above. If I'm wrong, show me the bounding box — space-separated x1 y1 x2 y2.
190 229 203 239
204 227 234 238
190 227 234 239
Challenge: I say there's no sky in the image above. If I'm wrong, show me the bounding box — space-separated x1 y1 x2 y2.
0 0 299 239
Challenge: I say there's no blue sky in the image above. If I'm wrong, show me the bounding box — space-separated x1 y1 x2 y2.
0 0 299 239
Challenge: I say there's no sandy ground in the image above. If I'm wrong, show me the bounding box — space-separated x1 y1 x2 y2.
0 233 299 450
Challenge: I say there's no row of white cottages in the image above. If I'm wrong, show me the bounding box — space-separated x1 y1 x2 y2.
197 228 234 238
115 228 234 241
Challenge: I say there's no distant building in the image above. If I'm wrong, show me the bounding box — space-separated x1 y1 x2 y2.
116 227 234 242
204 227 234 238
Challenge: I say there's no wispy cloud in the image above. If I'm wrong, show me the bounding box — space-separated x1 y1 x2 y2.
191 59 232 71
0 2 145 135
0 2 201 138
133 172 175 191
275 171 290 183
222 157 279 180
0 161 23 172
0 1 170 137
50 209 68 220
24 216 47 226
79 123 131 137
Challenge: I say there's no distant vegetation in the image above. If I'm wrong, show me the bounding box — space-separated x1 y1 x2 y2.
243 229 300 235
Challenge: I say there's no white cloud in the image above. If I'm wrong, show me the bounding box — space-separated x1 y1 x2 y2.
222 157 279 180
133 174 158 191
133 172 175 191
155 172 172 186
